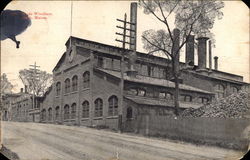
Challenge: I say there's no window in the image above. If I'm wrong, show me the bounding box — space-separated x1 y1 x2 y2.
48 108 52 121
138 89 146 96
231 86 238 94
127 88 138 95
56 82 61 96
94 98 103 117
82 101 89 118
83 71 90 88
71 103 76 119
97 56 104 67
215 84 225 99
55 106 60 120
198 97 209 104
65 78 70 93
41 109 46 121
159 92 166 99
108 96 118 116
166 93 173 100
64 105 70 120
72 75 78 91
181 95 192 102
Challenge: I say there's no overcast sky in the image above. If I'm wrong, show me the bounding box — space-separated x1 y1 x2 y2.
1 1 249 93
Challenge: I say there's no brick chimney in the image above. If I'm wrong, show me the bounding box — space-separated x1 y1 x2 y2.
20 88 23 93
214 56 218 70
24 85 28 93
185 35 194 66
197 37 209 70
129 2 137 51
208 40 212 71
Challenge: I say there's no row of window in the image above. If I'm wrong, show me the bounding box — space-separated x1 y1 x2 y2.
41 96 118 121
215 84 239 99
56 71 90 96
127 88 210 103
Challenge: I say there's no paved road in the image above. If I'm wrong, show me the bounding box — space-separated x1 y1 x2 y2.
1 121 245 160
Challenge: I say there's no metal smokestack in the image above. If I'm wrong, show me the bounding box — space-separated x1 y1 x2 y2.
197 37 209 70
129 2 137 51
185 35 194 65
214 56 218 70
208 40 212 71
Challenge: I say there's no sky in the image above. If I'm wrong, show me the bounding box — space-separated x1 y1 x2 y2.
1 0 249 93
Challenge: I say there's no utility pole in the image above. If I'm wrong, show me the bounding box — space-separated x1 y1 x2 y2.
115 13 135 132
29 62 40 110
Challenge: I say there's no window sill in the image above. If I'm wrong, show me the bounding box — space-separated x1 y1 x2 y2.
81 118 89 121
82 88 90 91
63 118 76 122
93 117 103 120
64 91 78 96
106 116 118 119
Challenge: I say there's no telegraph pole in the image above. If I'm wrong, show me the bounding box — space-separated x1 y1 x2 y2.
29 62 40 110
115 13 135 132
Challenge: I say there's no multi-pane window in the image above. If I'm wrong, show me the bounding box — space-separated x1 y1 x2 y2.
56 82 61 96
198 97 209 104
83 71 90 88
159 92 166 99
72 75 78 91
65 78 70 93
71 103 76 119
94 98 103 117
181 95 192 102
64 105 69 120
48 108 52 121
215 84 225 99
82 101 89 118
108 96 118 116
138 89 146 96
55 106 60 120
166 93 173 100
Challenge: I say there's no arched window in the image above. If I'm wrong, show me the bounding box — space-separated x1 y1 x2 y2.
64 105 69 120
231 86 238 94
126 107 132 119
56 82 61 96
215 84 225 99
83 71 90 88
41 109 46 121
71 103 76 119
65 78 70 93
55 106 60 120
94 98 103 117
108 96 118 116
48 108 52 121
82 101 89 118
72 75 78 91
198 97 209 104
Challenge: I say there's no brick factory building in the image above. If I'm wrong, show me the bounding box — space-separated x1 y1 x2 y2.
38 36 249 130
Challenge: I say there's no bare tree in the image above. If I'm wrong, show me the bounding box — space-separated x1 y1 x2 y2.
1 73 14 94
139 0 224 116
19 69 53 96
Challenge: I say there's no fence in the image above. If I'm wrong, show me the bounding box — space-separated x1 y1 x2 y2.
130 115 250 151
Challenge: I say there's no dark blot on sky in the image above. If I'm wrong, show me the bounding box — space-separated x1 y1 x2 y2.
1 10 31 48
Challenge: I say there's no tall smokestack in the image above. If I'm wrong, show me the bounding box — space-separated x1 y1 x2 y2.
197 37 209 70
24 85 28 93
129 2 137 51
173 28 180 72
185 35 194 65
208 40 212 71
20 88 23 93
214 56 218 70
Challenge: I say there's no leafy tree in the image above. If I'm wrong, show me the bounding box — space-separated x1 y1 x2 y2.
139 0 224 115
1 73 14 94
19 69 53 96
